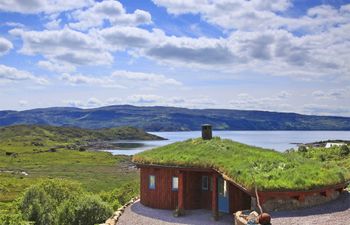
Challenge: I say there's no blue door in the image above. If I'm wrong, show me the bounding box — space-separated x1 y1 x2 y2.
218 177 229 213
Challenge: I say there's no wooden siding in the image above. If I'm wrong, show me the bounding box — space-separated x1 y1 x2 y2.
140 167 215 210
140 166 253 212
228 182 251 214
140 167 178 209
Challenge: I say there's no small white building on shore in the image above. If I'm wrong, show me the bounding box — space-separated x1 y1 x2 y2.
325 142 346 148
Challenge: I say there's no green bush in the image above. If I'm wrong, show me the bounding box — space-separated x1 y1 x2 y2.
0 213 28 225
19 179 83 225
340 145 350 156
99 182 138 210
18 179 113 225
57 195 112 225
298 145 308 152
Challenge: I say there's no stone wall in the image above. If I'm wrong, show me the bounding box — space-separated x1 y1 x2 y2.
101 197 139 225
251 190 340 212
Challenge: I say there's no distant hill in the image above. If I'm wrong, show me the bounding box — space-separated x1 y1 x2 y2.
0 124 164 143
0 105 350 131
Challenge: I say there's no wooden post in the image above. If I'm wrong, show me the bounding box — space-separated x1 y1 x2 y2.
212 173 219 220
176 172 185 216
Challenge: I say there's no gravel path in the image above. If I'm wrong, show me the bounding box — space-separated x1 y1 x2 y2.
117 192 350 225
117 201 232 225
271 191 350 225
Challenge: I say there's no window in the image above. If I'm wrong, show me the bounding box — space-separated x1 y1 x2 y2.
202 176 209 190
172 176 178 191
149 175 155 190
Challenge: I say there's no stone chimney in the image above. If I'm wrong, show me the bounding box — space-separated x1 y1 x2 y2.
202 124 212 140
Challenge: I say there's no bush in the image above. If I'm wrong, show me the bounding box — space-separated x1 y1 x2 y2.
0 213 28 225
18 179 113 225
298 145 308 152
99 182 138 210
340 145 350 156
19 179 83 225
57 195 112 225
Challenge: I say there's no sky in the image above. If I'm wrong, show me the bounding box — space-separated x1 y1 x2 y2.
0 0 349 116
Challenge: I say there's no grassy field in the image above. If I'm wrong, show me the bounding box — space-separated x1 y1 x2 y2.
0 125 142 215
133 137 350 191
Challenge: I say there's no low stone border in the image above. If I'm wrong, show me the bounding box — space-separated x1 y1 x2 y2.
100 197 140 225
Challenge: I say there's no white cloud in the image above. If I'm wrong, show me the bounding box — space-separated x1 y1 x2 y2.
145 1 350 79
0 0 93 14
99 26 160 50
60 70 181 88
64 97 103 108
127 94 164 104
6 0 350 83
37 60 75 73
0 64 48 84
69 0 152 30
10 27 113 68
60 73 125 88
63 94 217 109
278 91 290 99
152 0 293 30
111 70 181 86
0 37 13 56
230 93 292 112
18 100 28 107
2 22 25 28
312 89 347 100
152 0 350 33
45 18 62 30
302 104 350 116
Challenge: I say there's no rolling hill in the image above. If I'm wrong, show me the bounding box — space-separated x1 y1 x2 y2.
0 105 350 131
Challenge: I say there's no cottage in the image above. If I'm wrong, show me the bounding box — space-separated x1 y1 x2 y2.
132 125 348 220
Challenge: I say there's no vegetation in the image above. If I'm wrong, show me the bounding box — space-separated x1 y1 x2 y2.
1 105 350 131
0 125 142 223
0 124 163 144
133 137 350 191
291 145 350 172
4 179 113 225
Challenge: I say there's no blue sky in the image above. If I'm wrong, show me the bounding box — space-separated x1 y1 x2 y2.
0 0 349 116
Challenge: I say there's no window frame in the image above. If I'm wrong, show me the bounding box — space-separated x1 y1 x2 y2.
149 175 156 190
172 176 179 191
202 175 209 191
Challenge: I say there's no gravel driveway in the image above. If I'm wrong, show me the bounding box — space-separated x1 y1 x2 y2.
271 191 350 225
117 201 232 225
117 192 350 225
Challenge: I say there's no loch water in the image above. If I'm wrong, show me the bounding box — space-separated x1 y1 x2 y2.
102 130 350 155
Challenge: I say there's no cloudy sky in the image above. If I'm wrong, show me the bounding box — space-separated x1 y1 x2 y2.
0 0 349 116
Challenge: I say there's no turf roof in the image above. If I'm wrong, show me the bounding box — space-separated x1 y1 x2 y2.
133 137 347 191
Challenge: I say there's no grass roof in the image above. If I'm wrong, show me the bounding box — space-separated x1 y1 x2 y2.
133 137 348 191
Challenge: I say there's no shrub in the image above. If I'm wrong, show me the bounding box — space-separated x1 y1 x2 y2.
99 182 138 210
340 145 350 156
0 213 28 225
57 194 112 225
19 179 83 225
298 145 308 152
18 179 113 225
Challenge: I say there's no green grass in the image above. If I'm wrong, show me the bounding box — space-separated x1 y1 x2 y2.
0 125 142 214
133 137 349 191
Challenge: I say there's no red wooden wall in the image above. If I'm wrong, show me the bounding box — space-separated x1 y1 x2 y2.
228 182 251 213
139 166 253 212
140 167 215 210
140 167 178 209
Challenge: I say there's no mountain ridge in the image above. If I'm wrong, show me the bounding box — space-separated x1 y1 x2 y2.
0 105 350 131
